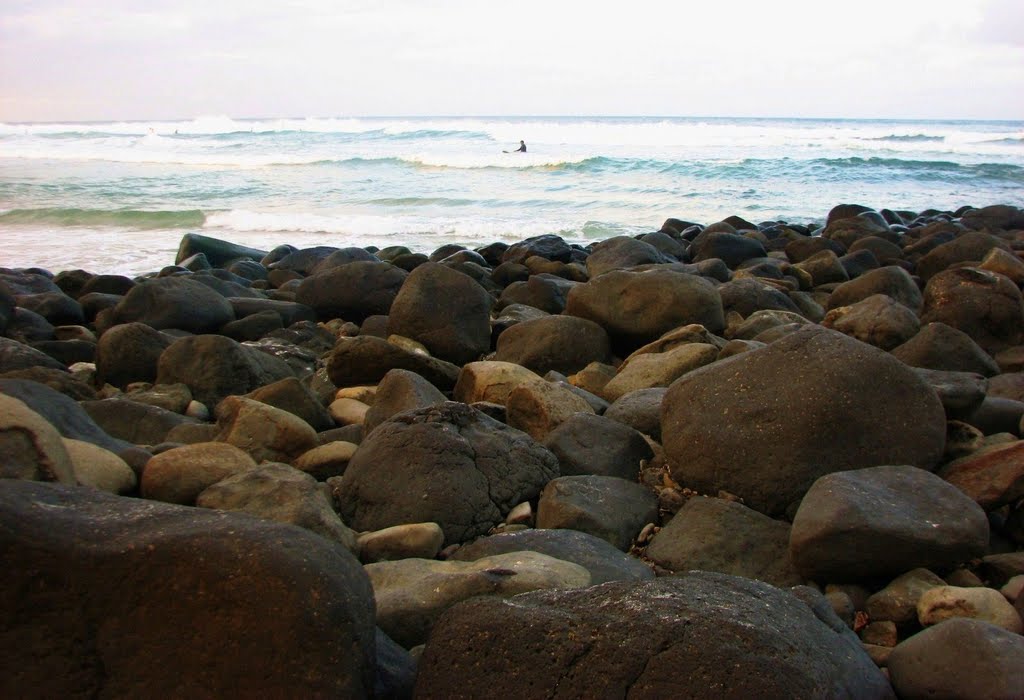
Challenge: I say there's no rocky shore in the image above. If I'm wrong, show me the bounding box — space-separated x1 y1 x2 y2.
3 202 1024 698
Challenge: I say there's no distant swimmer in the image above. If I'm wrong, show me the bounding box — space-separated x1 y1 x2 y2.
503 140 527 153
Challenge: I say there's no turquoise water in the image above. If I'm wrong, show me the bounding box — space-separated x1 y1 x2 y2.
1 115 1022 274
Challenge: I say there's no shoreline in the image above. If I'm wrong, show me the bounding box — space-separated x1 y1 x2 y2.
3 201 1024 696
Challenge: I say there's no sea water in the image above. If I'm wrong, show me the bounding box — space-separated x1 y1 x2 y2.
1 115 1022 274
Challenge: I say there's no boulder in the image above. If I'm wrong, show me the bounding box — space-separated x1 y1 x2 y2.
112 276 235 332
823 210 891 248
387 262 492 365
215 395 318 464
960 204 1024 231
661 326 947 517
891 322 1001 377
645 496 803 587
920 267 1024 354
939 440 1024 510
81 398 198 446
821 294 920 350
495 274 576 314
267 246 338 275
790 465 989 581
826 265 922 312
0 393 76 484
62 437 137 494
414 572 892 699
603 387 667 440
916 230 1012 282
601 343 718 402
887 618 1024 700
196 462 357 552
357 522 445 563
0 366 95 401
295 260 407 323
449 528 654 583
16 291 85 326
226 297 316 327
564 268 725 354
0 480 374 698
367 552 591 648
865 568 948 624
326 334 460 391
585 236 674 277
500 234 573 265
717 277 801 317
505 379 595 441
338 402 559 546
362 368 447 436
542 412 653 480
452 360 544 405
913 367 987 419
917 586 1023 633
494 315 612 376
536 475 658 551
0 336 66 373
156 334 294 408
792 250 850 287
690 231 767 269
140 442 257 505
308 247 382 274
175 232 268 267
243 375 333 432
0 378 136 456
292 440 357 481
979 246 1024 284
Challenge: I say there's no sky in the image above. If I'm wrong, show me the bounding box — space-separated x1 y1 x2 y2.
1 0 1022 122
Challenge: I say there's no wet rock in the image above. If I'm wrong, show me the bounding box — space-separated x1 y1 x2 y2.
601 343 718 401
586 235 675 276
414 572 892 699
326 335 460 391
81 398 198 446
536 474 658 551
827 265 922 312
494 315 612 376
891 322 1001 377
338 402 558 546
646 496 802 587
542 412 653 480
887 618 1024 700
662 327 946 517
368 551 590 649
362 368 446 436
0 480 374 698
790 465 989 582
112 276 235 332
295 260 407 323
920 267 1024 354
0 336 66 373
197 462 357 552
140 442 257 505
603 387 666 440
215 395 318 464
822 294 920 350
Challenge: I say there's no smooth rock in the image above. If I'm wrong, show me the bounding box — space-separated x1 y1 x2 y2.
542 412 653 480
326 335 460 391
357 522 445 563
141 441 258 505
292 440 357 480
196 462 357 552
0 480 376 698
452 360 543 405
536 474 658 551
216 395 318 463
0 393 76 484
939 440 1024 510
62 437 136 494
646 496 802 587
917 585 1023 633
865 568 947 624
505 379 595 441
494 314 613 376
368 551 590 649
790 465 989 582
362 368 446 435
414 572 893 699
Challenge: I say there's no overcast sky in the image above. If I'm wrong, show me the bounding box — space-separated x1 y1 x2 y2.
1 0 1022 122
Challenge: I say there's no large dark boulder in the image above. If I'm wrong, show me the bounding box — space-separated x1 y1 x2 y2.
112 277 235 333
887 618 1024 700
15 291 85 326
326 335 460 391
542 412 653 480
891 322 1001 377
362 368 447 436
501 234 573 265
387 262 492 365
790 465 989 582
494 315 612 377
960 204 1024 232
916 230 1012 282
0 480 375 698
564 269 724 354
266 246 338 275
449 528 654 584
0 378 135 456
95 322 175 388
244 376 334 432
308 247 381 274
81 398 199 446
646 496 802 587
690 231 767 269
338 402 558 546
414 572 893 699
496 274 576 314
296 260 407 322
0 337 66 373
921 267 1024 354
175 232 268 267
662 326 947 517
156 335 294 408
718 277 802 317
585 236 674 277
226 298 317 327
827 265 922 312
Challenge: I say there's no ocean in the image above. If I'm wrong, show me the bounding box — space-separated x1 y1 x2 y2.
1 115 1022 275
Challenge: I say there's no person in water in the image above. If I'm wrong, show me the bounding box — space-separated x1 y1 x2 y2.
515 140 526 152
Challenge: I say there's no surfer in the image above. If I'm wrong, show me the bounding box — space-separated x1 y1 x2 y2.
503 140 527 153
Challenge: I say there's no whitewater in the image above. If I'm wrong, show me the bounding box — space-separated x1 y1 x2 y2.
1 115 1022 274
